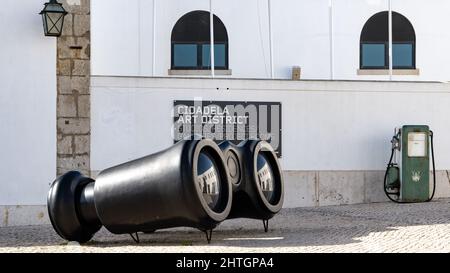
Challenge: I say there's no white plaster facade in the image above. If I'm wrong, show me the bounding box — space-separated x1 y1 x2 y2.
0 0 56 206
92 0 450 81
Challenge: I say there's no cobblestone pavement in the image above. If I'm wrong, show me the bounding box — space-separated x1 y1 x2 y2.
1 199 450 253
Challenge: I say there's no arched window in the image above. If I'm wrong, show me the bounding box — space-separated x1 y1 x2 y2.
360 11 415 69
171 11 228 70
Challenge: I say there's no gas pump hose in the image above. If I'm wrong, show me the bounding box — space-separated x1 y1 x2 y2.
429 130 436 201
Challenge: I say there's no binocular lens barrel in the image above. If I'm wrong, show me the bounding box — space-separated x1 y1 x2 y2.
48 139 232 243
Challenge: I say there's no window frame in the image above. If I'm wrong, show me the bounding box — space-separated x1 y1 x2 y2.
360 41 415 70
359 11 416 70
171 42 229 70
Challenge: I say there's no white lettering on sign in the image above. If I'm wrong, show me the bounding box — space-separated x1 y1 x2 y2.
172 100 282 156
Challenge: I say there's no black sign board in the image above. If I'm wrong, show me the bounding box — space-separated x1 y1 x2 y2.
173 100 282 157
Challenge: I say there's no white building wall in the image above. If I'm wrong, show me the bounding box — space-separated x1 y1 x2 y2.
332 0 450 81
271 0 331 80
333 0 388 81
392 0 450 82
91 0 450 82
0 0 56 205
90 77 450 172
92 0 272 78
90 77 450 207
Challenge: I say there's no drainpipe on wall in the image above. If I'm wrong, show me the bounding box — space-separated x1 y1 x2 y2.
388 0 393 81
268 0 274 79
152 0 157 77
210 0 215 78
329 0 334 80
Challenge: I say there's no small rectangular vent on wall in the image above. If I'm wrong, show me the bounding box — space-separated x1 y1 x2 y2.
292 66 301 80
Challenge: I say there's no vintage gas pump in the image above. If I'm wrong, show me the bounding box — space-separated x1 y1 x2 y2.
384 125 436 203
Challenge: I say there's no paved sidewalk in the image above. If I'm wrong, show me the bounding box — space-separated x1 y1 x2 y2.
1 199 450 253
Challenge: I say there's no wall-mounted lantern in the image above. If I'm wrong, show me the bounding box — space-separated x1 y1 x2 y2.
40 0 68 37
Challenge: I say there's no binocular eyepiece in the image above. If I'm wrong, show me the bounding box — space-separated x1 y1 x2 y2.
219 140 284 231
47 139 283 243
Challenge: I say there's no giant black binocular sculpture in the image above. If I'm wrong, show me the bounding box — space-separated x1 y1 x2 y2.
48 138 283 244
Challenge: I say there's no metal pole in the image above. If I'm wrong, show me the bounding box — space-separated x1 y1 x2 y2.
268 0 274 79
210 0 215 78
388 0 393 81
152 0 156 76
137 0 141 75
329 0 334 80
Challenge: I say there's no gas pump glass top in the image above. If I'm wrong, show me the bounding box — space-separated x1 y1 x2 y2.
407 132 427 157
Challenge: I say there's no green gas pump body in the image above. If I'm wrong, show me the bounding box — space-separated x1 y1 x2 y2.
400 125 430 202
384 125 435 203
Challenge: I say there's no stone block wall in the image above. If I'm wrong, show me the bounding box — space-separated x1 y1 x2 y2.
56 0 91 176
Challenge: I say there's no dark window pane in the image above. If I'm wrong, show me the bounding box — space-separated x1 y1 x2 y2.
362 44 385 67
173 44 197 67
360 12 388 42
393 43 413 67
361 12 415 43
202 44 226 68
393 13 415 42
214 44 226 67
171 11 228 42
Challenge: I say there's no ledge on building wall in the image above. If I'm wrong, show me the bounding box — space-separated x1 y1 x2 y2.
357 69 420 76
168 69 232 76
